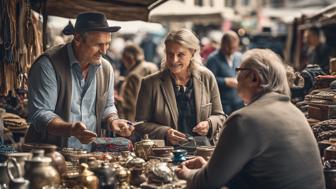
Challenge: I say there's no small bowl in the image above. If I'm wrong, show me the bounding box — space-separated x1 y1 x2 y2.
151 146 174 157
195 146 215 160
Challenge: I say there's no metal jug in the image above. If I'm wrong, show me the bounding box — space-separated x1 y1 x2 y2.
6 158 29 189
24 149 60 189
0 162 10 189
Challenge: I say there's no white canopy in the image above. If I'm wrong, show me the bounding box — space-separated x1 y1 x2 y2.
48 16 165 35
149 0 236 24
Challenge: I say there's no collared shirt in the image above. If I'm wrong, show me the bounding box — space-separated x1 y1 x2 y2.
28 43 117 151
172 77 196 136
225 54 234 68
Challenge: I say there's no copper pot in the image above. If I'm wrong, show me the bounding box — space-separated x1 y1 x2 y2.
78 163 99 189
22 143 66 174
61 170 80 189
319 140 332 157
324 139 336 162
24 150 60 189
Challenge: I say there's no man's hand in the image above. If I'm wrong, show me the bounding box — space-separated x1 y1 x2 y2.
109 119 134 137
183 156 207 169
175 157 207 180
166 128 187 145
192 121 209 136
71 122 97 144
225 77 238 88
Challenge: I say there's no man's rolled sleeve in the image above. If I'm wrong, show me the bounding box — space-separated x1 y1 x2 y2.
28 56 59 139
102 66 118 121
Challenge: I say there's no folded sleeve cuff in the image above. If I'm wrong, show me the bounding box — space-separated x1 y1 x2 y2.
32 112 58 140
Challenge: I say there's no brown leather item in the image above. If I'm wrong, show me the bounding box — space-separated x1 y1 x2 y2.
308 103 336 120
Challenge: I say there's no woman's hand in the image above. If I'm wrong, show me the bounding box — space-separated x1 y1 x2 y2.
166 128 187 145
192 121 209 136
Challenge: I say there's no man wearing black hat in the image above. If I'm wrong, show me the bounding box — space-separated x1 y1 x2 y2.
25 12 134 150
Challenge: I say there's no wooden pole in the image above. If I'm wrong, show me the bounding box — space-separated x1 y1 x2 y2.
42 0 48 51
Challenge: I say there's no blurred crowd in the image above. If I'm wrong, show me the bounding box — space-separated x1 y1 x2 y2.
22 24 333 121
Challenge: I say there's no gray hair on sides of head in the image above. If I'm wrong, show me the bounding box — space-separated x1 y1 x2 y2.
241 49 291 96
161 28 202 70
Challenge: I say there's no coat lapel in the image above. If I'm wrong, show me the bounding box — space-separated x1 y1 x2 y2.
192 69 203 124
160 70 178 129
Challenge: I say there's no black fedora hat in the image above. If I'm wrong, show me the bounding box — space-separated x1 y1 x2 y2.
63 12 121 35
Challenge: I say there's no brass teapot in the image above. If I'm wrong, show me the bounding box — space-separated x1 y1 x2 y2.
127 158 147 187
115 166 131 189
134 134 155 160
78 163 99 189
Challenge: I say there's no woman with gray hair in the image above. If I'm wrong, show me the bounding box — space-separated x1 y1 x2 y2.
135 29 226 145
176 49 325 189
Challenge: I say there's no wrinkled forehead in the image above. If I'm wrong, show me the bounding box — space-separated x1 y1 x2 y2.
165 42 192 53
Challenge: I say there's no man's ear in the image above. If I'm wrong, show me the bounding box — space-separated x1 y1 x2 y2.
249 71 260 87
73 34 81 45
252 75 257 82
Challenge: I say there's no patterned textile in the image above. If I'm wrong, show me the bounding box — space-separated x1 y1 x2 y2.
92 137 133 152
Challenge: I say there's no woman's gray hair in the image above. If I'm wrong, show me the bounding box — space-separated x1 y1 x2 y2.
241 49 291 96
161 29 202 69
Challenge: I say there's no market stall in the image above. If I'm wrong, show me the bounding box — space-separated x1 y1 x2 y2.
0 1 204 188
285 4 336 188
0 0 168 96
285 3 336 70
0 0 42 97
149 0 237 31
